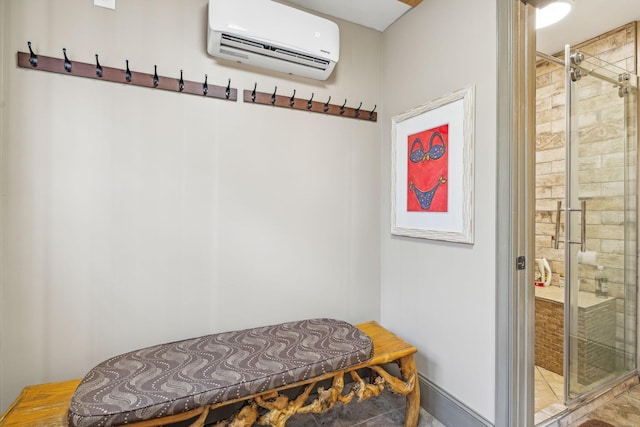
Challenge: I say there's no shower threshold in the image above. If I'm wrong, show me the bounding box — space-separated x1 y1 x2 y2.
535 373 639 426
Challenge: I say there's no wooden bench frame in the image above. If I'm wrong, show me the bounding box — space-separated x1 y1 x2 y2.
0 321 420 427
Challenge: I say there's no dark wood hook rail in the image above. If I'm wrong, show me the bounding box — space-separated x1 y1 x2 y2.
244 87 377 122
17 44 378 121
17 49 237 101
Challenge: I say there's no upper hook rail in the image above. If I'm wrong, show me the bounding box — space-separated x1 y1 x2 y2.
251 83 257 102
125 60 132 82
95 54 103 78
16 44 238 101
63 48 71 72
289 90 296 107
28 42 38 67
324 96 331 113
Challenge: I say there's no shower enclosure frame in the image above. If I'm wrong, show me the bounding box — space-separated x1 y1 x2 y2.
537 45 639 408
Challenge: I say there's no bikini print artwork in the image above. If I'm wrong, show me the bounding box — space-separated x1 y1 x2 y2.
391 85 475 244
407 124 448 212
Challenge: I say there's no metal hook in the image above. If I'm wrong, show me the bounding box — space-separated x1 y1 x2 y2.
63 48 72 72
355 102 362 118
178 70 184 92
203 74 208 95
369 105 377 120
251 83 257 102
340 99 347 115
95 54 103 77
153 65 159 87
323 96 331 113
27 42 38 67
125 60 132 82
307 93 314 110
289 89 296 107
271 86 277 105
225 79 231 99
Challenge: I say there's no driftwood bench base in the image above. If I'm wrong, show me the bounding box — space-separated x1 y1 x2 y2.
0 321 420 427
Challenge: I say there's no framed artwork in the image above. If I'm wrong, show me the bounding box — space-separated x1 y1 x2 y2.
391 85 474 244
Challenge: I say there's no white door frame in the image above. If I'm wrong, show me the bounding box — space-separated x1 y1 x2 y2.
496 0 536 425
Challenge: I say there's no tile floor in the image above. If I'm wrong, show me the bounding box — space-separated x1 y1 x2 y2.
566 382 640 427
303 376 640 427
536 366 567 424
284 388 444 427
298 371 640 427
285 365 564 426
202 371 638 426
535 370 640 427
195 385 444 426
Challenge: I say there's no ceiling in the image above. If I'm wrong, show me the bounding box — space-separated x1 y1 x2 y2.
537 0 640 55
283 0 640 60
282 0 419 32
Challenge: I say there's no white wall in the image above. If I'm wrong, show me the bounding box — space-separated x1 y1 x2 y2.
381 0 497 422
0 0 383 411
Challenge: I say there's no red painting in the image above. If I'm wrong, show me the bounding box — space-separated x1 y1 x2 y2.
406 124 449 212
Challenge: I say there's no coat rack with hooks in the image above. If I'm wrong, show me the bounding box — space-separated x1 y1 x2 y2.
17 42 237 101
17 43 378 122
244 84 377 122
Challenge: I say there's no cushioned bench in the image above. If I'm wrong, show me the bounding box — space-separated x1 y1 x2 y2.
0 319 420 427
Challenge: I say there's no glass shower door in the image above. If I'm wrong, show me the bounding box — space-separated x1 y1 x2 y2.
564 46 638 401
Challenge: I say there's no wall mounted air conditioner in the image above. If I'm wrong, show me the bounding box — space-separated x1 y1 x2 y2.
207 0 340 81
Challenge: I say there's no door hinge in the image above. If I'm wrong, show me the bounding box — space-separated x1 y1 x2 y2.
516 256 526 270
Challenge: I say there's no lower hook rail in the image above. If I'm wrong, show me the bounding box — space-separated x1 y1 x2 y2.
241 87 377 122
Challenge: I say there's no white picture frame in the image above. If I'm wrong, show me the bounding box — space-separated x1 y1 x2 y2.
391 85 475 244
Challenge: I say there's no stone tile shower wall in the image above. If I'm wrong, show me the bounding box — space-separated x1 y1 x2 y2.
535 22 638 377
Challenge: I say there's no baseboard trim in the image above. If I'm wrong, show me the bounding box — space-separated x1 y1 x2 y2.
419 374 493 427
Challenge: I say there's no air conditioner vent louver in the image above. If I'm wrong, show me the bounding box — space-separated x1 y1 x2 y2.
220 34 331 70
273 48 330 67
221 34 264 51
207 0 339 81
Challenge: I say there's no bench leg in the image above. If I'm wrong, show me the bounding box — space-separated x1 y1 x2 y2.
399 355 420 427
212 356 421 427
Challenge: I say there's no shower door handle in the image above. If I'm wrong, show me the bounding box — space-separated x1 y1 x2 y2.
554 201 562 249
553 200 586 252
579 200 586 252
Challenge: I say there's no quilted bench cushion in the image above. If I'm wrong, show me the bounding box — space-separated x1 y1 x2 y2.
67 318 373 427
